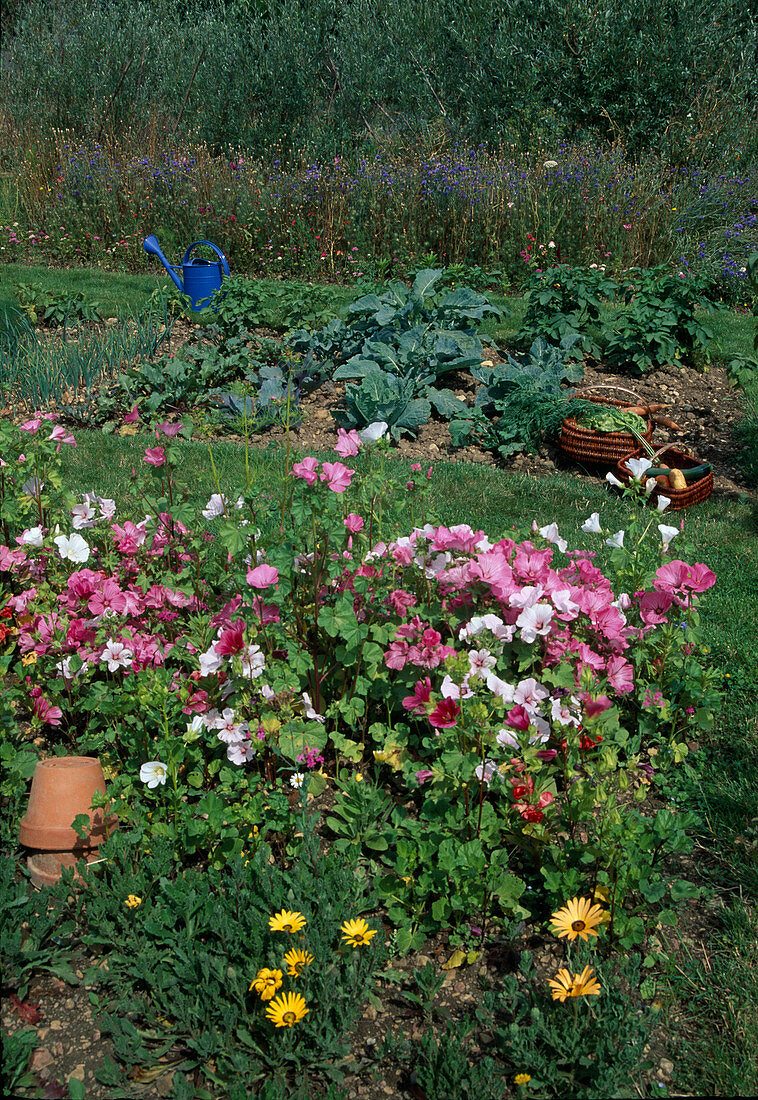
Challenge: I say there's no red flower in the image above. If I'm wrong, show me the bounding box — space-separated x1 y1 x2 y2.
516 805 544 823
428 697 460 728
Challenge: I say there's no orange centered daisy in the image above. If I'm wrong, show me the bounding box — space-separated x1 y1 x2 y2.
269 909 307 934
340 917 378 948
548 964 602 1002
550 896 605 942
249 967 283 1001
265 990 309 1028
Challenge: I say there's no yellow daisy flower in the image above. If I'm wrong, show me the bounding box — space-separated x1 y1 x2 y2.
548 964 601 1002
249 967 283 1001
340 917 377 948
283 948 314 977
269 909 307 934
550 896 605 942
124 894 142 909
265 990 309 1028
514 1073 532 1086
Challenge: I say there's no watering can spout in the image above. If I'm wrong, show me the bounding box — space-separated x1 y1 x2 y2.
143 235 185 297
143 235 230 310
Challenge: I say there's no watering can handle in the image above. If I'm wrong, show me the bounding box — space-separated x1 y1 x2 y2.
182 240 231 278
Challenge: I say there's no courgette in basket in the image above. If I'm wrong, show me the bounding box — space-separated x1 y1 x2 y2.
640 463 711 482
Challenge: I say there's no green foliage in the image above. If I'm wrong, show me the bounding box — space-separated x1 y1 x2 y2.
516 265 619 358
325 772 395 855
0 296 34 352
486 953 654 1098
6 0 758 159
0 306 171 415
15 282 104 328
449 335 585 457
338 372 433 440
0 1026 38 1095
76 823 382 1095
0 856 82 1001
294 268 498 435
208 276 345 339
604 266 723 374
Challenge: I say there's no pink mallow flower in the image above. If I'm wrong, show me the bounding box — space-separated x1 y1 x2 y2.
292 457 319 485
48 425 76 451
320 461 354 493
402 677 433 713
246 563 279 589
334 428 362 458
144 446 166 467
344 513 364 533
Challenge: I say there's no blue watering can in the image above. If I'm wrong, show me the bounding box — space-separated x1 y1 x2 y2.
143 235 230 310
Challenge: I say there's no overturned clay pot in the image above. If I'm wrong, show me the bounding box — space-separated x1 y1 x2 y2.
19 756 117 889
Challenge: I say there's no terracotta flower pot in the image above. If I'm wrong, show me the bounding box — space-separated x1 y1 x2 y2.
19 756 118 889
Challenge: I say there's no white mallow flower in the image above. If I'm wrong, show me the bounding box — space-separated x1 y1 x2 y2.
656 495 671 513
199 645 224 676
468 649 497 676
101 639 134 672
140 760 167 788
185 715 205 740
240 643 265 679
54 532 90 563
484 672 516 701
550 589 580 617
581 512 602 534
55 654 86 681
496 728 520 749
644 478 657 496
626 456 654 479
98 497 116 520
20 526 44 547
227 739 256 766
359 421 388 443
474 759 501 785
509 585 544 611
538 522 568 553
459 613 511 641
605 530 625 549
213 708 249 744
658 523 679 552
551 696 581 727
70 499 97 529
440 674 474 700
513 677 550 708
530 715 551 743
201 493 229 519
606 472 625 489
302 692 325 722
516 603 554 643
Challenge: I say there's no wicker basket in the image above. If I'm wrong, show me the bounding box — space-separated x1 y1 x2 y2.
616 445 713 510
559 385 653 466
